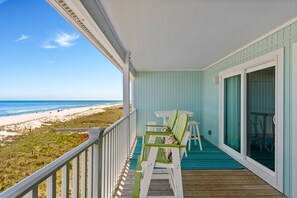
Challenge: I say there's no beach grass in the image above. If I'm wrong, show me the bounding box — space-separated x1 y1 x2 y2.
0 106 123 194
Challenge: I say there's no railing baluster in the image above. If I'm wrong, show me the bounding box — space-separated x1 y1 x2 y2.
104 136 108 198
107 133 111 198
25 187 38 198
81 151 87 198
93 141 99 198
111 132 114 195
115 129 118 180
72 156 79 198
62 163 69 198
113 130 116 191
87 145 93 198
101 137 105 198
46 172 56 198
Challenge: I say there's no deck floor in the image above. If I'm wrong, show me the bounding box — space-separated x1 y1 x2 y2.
120 169 285 197
121 138 285 197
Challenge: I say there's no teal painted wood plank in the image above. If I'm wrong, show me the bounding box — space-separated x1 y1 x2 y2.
129 138 244 170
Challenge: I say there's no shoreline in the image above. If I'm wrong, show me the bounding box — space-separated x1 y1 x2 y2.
0 103 122 140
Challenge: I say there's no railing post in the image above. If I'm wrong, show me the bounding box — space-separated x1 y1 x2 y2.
123 51 131 154
87 127 105 198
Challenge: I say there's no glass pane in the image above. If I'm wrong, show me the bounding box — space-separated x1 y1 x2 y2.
224 75 241 152
247 67 275 171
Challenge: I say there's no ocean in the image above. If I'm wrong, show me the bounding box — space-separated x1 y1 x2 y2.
0 100 122 117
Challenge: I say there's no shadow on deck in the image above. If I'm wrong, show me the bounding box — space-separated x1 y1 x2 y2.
120 138 285 197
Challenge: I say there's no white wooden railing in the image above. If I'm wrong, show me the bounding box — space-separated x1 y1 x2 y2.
0 109 137 198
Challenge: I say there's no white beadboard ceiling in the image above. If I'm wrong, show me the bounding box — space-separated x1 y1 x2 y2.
100 0 297 71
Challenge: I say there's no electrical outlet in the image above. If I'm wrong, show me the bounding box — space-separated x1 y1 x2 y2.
208 130 212 135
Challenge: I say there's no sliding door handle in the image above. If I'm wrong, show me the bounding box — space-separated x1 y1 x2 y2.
273 115 276 125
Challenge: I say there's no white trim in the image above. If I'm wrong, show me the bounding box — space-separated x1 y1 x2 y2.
219 49 281 76
203 16 297 71
219 48 284 192
292 42 297 198
47 0 124 70
137 68 203 72
246 61 276 74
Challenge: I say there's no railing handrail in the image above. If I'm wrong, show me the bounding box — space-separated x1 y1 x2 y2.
0 109 137 198
0 127 104 198
103 109 136 136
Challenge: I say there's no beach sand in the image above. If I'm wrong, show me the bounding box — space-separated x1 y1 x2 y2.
0 104 121 140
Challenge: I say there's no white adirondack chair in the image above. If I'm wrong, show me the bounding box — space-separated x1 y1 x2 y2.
132 114 189 198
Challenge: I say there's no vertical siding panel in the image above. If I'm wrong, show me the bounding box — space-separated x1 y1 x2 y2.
272 32 278 51
135 71 202 135
262 37 268 54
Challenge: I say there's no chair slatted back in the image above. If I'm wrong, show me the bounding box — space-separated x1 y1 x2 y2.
166 110 178 131
173 114 188 144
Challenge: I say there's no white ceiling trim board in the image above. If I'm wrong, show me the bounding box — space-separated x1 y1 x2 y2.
47 0 124 70
137 68 203 72
203 16 297 71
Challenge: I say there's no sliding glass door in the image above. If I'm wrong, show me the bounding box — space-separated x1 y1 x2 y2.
220 50 283 191
246 66 275 171
224 75 241 153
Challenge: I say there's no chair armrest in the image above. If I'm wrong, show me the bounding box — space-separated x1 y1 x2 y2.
144 143 186 148
146 124 164 127
145 131 173 136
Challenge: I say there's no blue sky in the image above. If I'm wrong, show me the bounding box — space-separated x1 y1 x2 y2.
0 0 123 100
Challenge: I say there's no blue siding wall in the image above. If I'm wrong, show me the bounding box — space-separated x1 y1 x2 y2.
135 71 202 135
202 21 297 197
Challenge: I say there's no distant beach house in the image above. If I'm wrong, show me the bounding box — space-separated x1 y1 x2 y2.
2 1 297 198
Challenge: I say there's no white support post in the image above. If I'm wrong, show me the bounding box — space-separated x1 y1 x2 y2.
123 51 131 153
86 127 104 198
123 51 130 117
131 77 135 110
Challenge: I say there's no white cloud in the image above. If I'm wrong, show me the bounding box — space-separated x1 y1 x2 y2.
15 34 29 42
41 42 57 49
55 33 79 47
41 32 79 49
0 0 7 5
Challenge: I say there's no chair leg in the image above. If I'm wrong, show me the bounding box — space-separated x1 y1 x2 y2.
167 168 174 189
171 148 183 198
188 124 192 151
193 124 197 146
196 124 203 151
140 147 158 198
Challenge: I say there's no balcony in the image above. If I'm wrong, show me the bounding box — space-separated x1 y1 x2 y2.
0 109 285 197
1 0 296 197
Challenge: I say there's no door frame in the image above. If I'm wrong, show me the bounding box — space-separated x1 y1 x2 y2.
219 48 284 192
292 42 297 197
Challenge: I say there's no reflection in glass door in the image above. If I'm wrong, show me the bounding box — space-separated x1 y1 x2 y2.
246 67 275 171
224 75 241 152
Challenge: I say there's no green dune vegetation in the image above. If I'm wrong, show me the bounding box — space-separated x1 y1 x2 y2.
0 106 123 195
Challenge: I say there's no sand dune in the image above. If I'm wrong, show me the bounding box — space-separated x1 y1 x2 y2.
0 104 121 140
